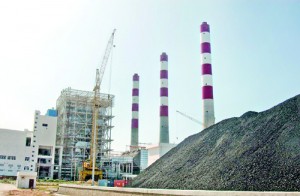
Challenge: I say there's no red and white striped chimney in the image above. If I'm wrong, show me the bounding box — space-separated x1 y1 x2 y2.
201 22 215 129
131 73 139 150
160 52 169 143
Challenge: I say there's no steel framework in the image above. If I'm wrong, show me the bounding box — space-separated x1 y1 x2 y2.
56 87 114 180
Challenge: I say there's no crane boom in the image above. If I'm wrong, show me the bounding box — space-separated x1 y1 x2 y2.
176 110 203 125
94 29 116 91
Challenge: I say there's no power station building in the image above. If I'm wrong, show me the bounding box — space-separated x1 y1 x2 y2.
0 22 216 179
55 87 114 180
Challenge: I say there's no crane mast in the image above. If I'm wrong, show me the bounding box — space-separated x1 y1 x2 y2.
80 29 116 183
91 28 116 176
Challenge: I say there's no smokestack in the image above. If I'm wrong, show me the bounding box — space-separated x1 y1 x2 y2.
159 52 169 144
200 22 215 129
131 73 139 150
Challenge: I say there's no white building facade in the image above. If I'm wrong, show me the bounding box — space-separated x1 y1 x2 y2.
147 143 177 166
0 109 60 179
32 110 59 179
0 129 33 177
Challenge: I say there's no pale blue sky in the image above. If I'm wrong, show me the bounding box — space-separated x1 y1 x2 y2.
0 0 299 151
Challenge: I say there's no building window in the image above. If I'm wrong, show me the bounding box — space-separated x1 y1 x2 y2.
0 169 4 171
24 166 29 170
38 148 51 156
7 156 16 160
42 123 48 127
0 155 6 159
8 170 13 172
25 157 30 161
33 140 36 143
17 165 21 168
26 137 31 146
31 165 33 167
0 164 4 167
32 155 34 157
30 169 33 171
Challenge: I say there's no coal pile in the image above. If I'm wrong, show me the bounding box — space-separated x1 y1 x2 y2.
132 95 300 191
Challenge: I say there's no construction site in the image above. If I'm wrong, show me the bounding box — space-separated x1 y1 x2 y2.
54 29 149 182
1 1 300 195
55 87 114 180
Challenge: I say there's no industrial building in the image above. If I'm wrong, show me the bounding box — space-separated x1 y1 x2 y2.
0 23 216 181
0 129 33 177
32 109 61 179
55 87 114 180
0 109 59 179
147 143 176 166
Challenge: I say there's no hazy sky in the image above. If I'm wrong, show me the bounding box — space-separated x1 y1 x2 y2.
0 0 299 151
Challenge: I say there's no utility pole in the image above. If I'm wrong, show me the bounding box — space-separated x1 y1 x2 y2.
91 116 97 186
73 160 76 182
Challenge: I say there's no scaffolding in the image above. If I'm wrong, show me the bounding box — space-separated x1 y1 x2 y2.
56 87 114 180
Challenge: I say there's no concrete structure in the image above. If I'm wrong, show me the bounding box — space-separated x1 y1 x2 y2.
160 52 169 144
59 184 300 196
16 171 37 189
32 110 59 179
56 87 114 180
147 143 176 166
0 109 58 179
201 22 215 129
121 148 148 174
135 149 148 172
0 129 33 177
130 74 139 151
138 53 176 167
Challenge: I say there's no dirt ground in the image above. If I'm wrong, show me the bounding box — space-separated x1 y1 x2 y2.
0 183 62 196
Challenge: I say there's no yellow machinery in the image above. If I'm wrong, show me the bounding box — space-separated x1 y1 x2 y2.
79 29 116 182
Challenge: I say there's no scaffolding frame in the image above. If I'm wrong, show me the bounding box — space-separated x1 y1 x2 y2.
56 87 114 180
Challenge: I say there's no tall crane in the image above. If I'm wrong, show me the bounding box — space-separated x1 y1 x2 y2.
80 29 116 184
176 110 203 125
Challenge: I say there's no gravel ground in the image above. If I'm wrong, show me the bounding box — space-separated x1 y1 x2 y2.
0 183 65 196
132 94 300 191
